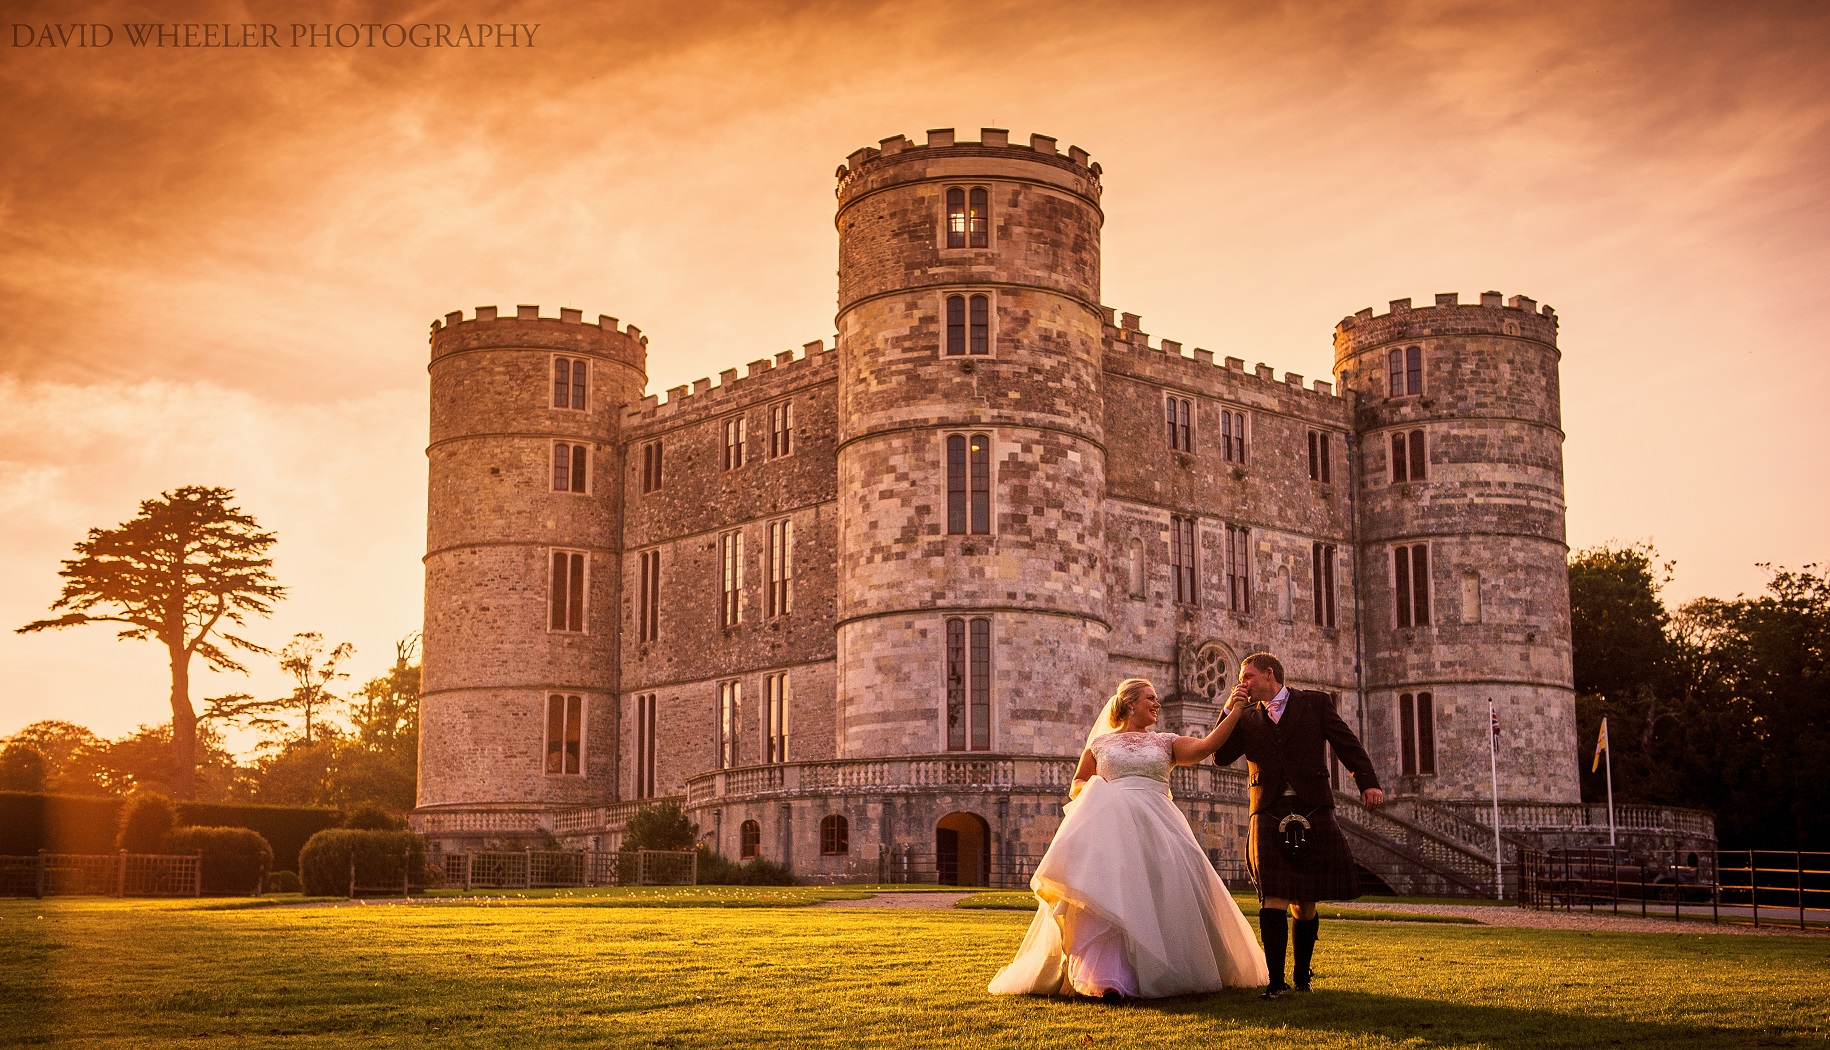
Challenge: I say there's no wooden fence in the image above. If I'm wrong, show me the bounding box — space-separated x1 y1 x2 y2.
0 851 202 898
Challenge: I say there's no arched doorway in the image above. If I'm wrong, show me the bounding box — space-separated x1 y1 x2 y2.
936 812 990 886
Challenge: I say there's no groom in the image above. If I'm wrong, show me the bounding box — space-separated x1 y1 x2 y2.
1215 652 1382 999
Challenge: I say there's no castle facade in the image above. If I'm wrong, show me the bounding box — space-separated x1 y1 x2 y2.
414 128 1588 886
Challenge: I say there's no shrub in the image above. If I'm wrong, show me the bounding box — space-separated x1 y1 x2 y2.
264 869 302 893
621 801 698 852
695 847 795 886
342 801 404 831
177 802 340 870
298 829 430 896
117 793 178 852
162 826 273 895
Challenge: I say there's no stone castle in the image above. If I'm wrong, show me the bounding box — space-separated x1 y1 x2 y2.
413 128 1712 891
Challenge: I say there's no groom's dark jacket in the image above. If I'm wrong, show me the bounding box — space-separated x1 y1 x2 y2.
1213 689 1380 814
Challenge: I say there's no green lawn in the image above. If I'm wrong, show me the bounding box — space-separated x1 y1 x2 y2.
3 894 1826 1048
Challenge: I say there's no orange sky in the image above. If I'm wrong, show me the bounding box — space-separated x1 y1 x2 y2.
3 0 1827 752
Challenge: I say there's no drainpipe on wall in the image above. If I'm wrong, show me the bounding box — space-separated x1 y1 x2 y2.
1345 394 1368 746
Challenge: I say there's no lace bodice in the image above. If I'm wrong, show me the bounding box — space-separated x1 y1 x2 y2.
1089 731 1176 783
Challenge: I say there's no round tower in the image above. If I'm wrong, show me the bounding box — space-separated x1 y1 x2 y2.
833 128 1109 762
1334 291 1578 804
419 305 646 838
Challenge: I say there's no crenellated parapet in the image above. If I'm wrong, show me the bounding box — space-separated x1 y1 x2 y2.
623 338 838 430
1100 307 1345 423
429 304 648 382
835 127 1100 206
1334 291 1557 363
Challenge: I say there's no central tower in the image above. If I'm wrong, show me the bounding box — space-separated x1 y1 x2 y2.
833 129 1110 760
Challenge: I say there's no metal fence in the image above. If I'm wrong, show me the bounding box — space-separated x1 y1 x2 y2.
1518 847 1829 929
0 851 202 898
432 849 696 892
876 849 1037 888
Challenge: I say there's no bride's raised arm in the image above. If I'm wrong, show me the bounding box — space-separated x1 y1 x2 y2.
1171 690 1247 766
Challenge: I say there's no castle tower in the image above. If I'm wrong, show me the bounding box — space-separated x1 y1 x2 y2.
1334 292 1579 803
419 306 647 828
833 129 1110 762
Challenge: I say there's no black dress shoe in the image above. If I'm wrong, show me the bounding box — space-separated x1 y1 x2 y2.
1295 970 1318 992
1260 984 1289 1000
1100 989 1123 1005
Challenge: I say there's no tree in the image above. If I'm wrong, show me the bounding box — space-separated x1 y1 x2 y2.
1567 543 1684 805
622 801 698 852
350 633 419 755
16 486 284 799
0 743 48 791
203 632 355 747
3 721 106 794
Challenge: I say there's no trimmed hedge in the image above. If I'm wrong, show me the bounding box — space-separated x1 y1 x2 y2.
697 850 795 886
298 829 430 896
264 869 302 893
0 793 340 868
163 826 273 895
118 794 177 851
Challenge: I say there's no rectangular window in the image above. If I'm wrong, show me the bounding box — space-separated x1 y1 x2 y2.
634 693 657 798
1307 431 1331 483
553 357 588 410
969 294 989 355
1171 516 1197 605
717 680 741 769
549 551 586 633
1408 429 1427 480
544 693 583 776
947 295 965 355
1225 524 1251 613
947 433 992 535
946 187 966 249
764 672 789 764
637 549 660 643
1395 544 1431 627
968 187 988 248
720 530 744 628
1399 692 1417 776
1221 410 1246 463
945 616 993 751
766 519 793 618
1312 542 1337 627
1388 349 1405 398
769 401 793 459
1407 346 1423 395
1398 691 1436 776
553 442 587 494
1391 432 1410 484
641 441 663 493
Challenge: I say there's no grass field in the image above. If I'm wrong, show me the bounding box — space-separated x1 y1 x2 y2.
3 893 1826 1049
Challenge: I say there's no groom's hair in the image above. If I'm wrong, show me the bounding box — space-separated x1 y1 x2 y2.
1243 652 1285 684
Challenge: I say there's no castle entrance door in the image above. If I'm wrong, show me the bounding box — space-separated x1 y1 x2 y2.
936 812 990 886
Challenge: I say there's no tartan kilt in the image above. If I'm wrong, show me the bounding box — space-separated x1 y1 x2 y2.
1247 797 1361 903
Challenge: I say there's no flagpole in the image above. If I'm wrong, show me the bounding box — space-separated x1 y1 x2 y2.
1489 698 1503 900
1604 723 1617 847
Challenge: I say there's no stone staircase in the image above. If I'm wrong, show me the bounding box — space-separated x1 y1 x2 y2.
1332 792 1528 898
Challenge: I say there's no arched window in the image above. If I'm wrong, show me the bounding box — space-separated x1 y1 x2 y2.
1388 346 1423 397
1390 429 1426 483
969 294 989 354
968 187 988 247
1394 544 1431 627
945 295 991 356
821 814 849 855
1398 691 1436 775
946 433 991 535
946 188 967 248
946 295 965 355
740 820 760 860
1166 396 1193 452
553 357 587 409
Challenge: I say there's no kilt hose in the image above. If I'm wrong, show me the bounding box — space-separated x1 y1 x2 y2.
1247 796 1361 903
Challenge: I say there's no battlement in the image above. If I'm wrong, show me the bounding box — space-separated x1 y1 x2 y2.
430 304 648 344
1100 307 1343 409
835 128 1099 195
623 338 839 426
1332 291 1559 362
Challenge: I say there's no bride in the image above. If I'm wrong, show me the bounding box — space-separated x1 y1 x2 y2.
988 678 1267 1000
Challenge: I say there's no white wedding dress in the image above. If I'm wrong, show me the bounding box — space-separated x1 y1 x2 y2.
987 730 1269 998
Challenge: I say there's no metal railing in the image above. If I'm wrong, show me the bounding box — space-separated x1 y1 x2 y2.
0 851 202 898
1518 847 1828 929
877 848 1037 889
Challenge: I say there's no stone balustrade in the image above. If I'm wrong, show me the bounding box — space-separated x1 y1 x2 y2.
676 754 1246 808
1441 801 1715 838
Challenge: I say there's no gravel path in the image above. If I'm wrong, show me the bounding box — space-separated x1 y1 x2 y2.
815 892 972 909
1346 900 1827 937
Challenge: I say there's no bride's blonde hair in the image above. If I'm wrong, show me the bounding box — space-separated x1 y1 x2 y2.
1108 678 1155 727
